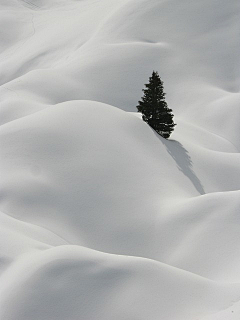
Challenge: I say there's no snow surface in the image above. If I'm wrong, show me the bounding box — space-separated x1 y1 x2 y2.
0 0 240 319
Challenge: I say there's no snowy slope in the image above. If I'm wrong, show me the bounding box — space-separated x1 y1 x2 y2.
0 1 240 319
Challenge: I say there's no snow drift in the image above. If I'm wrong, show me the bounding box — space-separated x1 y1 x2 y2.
0 0 239 319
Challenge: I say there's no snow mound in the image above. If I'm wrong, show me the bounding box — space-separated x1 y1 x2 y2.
0 0 240 319
2 246 240 320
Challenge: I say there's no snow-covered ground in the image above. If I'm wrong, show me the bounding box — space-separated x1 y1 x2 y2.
0 1 240 319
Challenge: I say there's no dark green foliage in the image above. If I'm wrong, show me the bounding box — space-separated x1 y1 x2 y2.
136 71 176 139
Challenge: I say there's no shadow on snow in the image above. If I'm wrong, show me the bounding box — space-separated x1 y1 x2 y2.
160 137 205 195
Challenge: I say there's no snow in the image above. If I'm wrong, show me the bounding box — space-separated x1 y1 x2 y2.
0 0 239 319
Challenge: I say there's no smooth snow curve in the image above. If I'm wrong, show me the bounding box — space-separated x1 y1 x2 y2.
0 1 240 319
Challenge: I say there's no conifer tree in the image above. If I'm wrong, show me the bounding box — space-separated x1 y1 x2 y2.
136 71 176 139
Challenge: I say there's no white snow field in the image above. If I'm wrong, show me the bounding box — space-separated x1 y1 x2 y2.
0 0 240 319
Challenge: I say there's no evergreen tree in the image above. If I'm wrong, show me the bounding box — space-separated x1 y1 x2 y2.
136 71 176 139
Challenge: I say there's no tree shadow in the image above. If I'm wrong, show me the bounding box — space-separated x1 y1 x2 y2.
160 137 205 195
